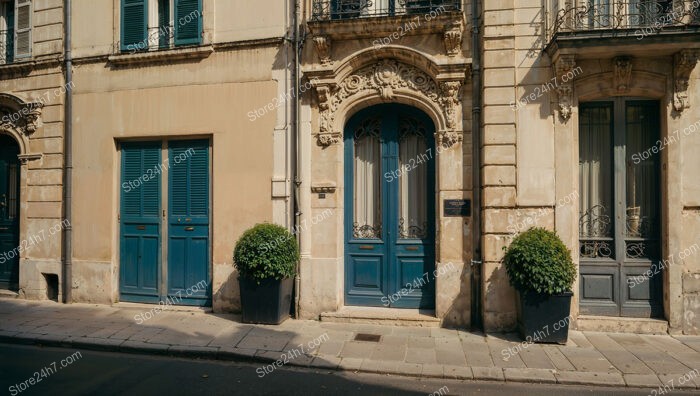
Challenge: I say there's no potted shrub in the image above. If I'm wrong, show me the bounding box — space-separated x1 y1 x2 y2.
503 227 576 344
234 223 299 324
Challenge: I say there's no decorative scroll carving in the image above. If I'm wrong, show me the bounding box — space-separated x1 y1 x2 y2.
554 55 576 121
313 35 332 66
0 98 43 136
443 21 462 57
673 49 700 112
313 59 463 146
613 56 633 94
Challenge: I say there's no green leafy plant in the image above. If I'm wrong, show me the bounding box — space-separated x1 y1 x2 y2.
503 227 576 295
234 223 299 283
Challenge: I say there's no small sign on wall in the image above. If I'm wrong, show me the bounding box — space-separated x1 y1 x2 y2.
444 199 471 217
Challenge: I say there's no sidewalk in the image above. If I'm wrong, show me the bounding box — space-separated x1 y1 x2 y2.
1 299 699 390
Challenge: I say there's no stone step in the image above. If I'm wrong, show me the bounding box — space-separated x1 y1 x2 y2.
320 307 441 327
575 315 668 335
0 289 19 299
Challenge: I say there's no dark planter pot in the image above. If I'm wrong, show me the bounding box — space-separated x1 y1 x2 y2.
239 277 293 325
517 290 573 344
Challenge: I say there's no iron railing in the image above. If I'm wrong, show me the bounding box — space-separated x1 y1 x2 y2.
311 0 461 21
550 0 700 35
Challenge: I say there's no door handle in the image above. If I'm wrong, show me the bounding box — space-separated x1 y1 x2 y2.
405 246 419 251
136 226 146 230
359 245 374 250
185 227 195 231
0 227 8 231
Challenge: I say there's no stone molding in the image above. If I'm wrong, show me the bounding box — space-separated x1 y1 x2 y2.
312 35 332 66
0 93 45 156
443 20 463 57
673 49 700 112
108 45 214 67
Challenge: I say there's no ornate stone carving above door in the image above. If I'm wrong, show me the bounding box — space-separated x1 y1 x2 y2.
311 59 465 147
673 50 700 112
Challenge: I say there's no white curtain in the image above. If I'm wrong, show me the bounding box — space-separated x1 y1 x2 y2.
366 0 391 14
354 135 382 238
399 135 427 239
579 105 613 237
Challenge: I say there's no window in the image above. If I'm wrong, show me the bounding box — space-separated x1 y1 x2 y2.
121 0 202 53
0 0 32 64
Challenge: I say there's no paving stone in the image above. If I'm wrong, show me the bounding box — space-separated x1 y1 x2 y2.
407 336 435 348
541 345 576 371
315 340 344 357
435 348 467 365
585 333 654 374
623 373 663 388
217 346 257 361
309 356 341 369
380 335 408 346
435 337 462 350
338 357 364 371
421 364 444 378
443 365 472 380
472 366 505 381
518 345 556 370
120 340 170 355
359 359 381 373
375 360 399 374
488 343 527 368
394 362 423 377
503 367 556 384
568 331 594 348
405 347 437 364
658 373 700 389
237 335 290 352
558 346 615 372
391 327 432 337
207 325 253 348
369 343 406 361
340 341 377 359
69 337 124 351
555 371 625 386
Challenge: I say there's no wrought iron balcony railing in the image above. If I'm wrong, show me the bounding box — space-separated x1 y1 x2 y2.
550 0 700 35
311 0 461 21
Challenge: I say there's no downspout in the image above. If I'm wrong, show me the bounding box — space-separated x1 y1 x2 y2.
470 0 482 330
62 0 73 304
292 0 302 318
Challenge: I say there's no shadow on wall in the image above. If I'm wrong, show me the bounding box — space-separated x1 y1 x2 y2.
213 269 241 314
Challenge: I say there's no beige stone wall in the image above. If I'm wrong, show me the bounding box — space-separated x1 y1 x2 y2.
70 45 285 309
1 0 66 301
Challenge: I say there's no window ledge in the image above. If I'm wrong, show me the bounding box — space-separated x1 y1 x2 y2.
108 45 214 67
0 60 37 75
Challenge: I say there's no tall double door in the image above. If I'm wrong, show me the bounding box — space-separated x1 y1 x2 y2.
119 139 210 306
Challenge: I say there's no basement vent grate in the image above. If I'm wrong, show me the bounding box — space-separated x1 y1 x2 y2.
354 333 381 343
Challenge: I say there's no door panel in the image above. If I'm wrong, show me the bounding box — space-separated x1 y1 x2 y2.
167 140 210 306
119 143 162 303
345 104 435 309
0 135 19 290
578 100 662 317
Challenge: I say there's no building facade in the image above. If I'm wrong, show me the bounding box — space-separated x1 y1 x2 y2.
1 0 699 335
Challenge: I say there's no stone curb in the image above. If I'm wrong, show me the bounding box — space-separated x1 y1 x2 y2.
0 334 697 390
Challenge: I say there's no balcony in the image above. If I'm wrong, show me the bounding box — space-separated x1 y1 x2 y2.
311 0 461 21
546 1 700 59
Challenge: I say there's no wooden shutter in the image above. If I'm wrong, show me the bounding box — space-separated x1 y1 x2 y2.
14 0 31 59
120 0 148 52
174 0 201 46
121 143 161 219
169 140 208 218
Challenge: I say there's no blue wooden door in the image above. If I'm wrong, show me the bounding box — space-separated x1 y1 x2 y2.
119 142 162 303
167 140 210 306
344 104 436 308
0 135 20 291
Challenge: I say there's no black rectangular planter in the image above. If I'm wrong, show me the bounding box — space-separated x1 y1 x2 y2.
517 291 573 344
239 277 293 325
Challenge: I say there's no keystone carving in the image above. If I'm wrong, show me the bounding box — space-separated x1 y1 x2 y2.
443 21 462 57
0 96 43 136
613 56 633 94
312 35 332 66
673 49 700 112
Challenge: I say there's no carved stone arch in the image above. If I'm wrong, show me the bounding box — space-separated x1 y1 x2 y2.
307 50 468 147
0 92 44 163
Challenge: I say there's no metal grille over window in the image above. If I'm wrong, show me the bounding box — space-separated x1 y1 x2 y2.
311 0 461 20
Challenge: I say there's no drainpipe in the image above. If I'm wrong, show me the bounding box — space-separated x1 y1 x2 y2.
62 0 73 304
470 0 482 330
292 0 302 318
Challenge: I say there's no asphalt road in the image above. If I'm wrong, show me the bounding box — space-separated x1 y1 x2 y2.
0 343 693 396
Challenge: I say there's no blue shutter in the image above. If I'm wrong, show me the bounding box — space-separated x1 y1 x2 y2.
174 0 202 46
121 0 148 52
120 142 161 303
167 140 210 306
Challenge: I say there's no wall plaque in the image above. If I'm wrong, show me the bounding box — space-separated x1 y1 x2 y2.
444 199 471 217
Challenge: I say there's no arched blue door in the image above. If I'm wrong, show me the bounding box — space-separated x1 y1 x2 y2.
0 134 20 291
344 104 436 309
